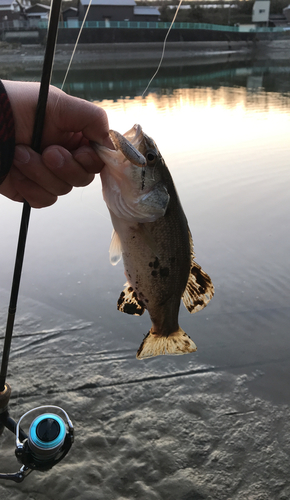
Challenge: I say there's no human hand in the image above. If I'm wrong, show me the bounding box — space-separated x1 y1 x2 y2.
0 80 111 208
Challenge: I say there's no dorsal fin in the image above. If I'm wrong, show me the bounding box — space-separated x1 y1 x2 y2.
182 230 214 313
117 284 146 316
109 230 122 266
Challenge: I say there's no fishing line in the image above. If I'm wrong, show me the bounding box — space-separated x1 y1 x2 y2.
142 0 183 98
58 0 183 99
60 0 92 92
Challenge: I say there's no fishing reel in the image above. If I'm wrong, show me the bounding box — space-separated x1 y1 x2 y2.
0 391 74 483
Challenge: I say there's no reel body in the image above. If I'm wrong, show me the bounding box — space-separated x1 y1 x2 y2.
0 402 74 481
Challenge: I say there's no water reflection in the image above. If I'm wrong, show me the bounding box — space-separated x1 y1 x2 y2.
53 61 290 101
1 58 290 406
1 54 290 499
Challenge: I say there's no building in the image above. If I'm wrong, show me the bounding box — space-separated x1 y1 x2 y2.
283 5 290 23
268 13 288 27
25 3 50 20
0 0 30 21
79 0 136 22
62 6 78 23
252 0 270 24
133 6 160 22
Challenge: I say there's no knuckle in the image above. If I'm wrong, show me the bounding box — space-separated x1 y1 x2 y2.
58 184 72 196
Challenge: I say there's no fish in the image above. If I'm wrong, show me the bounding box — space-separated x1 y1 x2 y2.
94 124 214 359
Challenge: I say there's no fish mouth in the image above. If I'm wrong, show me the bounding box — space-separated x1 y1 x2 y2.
109 124 158 169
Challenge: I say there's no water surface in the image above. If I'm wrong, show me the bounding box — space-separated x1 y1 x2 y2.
0 52 290 499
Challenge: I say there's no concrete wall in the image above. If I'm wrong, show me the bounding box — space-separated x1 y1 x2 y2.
54 26 257 45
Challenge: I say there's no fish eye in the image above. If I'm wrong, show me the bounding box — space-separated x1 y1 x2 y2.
146 150 157 164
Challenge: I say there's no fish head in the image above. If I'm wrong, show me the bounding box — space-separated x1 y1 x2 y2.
94 124 170 223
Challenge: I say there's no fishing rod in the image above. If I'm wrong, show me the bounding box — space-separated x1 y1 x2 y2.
0 0 74 481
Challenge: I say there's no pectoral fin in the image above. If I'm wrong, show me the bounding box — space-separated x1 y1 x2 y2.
109 230 122 266
182 230 214 313
117 284 146 316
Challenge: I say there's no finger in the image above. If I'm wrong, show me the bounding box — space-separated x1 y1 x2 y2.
51 90 112 147
72 145 105 174
42 145 99 182
9 166 58 208
13 145 72 196
0 171 24 203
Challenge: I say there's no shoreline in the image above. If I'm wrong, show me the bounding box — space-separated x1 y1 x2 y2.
0 40 254 70
0 39 289 72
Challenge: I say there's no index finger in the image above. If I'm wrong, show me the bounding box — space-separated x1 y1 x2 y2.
50 89 112 147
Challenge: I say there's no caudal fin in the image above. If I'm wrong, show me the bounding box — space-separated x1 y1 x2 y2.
136 327 197 360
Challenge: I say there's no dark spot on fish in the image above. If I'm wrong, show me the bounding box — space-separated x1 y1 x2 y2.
145 299 149 303
141 167 146 191
153 257 159 269
160 267 169 278
149 262 153 267
132 292 137 299
128 287 133 292
123 303 142 315
191 267 210 292
151 270 158 277
117 291 125 306
132 236 135 239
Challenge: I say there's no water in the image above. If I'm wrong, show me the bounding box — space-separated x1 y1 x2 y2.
1 48 290 498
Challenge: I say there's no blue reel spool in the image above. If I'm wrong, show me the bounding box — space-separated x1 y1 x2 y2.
15 405 74 472
28 413 67 460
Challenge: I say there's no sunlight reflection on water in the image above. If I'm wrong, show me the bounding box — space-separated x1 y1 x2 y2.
0 79 290 402
1 60 290 499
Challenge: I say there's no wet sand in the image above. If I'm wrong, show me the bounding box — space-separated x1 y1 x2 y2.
0 297 290 499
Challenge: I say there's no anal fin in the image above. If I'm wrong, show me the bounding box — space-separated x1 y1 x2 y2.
182 229 214 313
136 327 197 359
182 261 214 313
117 284 145 316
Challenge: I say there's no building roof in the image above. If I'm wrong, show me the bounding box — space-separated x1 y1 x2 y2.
63 6 78 12
0 0 15 6
81 0 136 5
134 6 160 16
26 2 50 10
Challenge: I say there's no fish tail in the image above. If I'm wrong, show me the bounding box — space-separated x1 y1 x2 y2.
136 327 197 360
